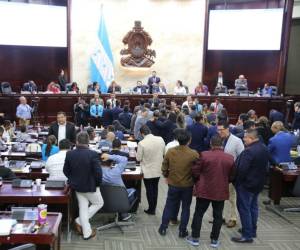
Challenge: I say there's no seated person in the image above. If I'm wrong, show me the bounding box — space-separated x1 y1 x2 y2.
106 93 118 108
174 80 187 95
69 82 80 93
109 139 129 158
1 120 14 142
262 82 272 97
42 135 59 161
158 83 167 94
234 74 248 93
133 81 148 94
16 125 31 142
107 81 121 93
87 82 102 94
45 139 71 180
22 80 38 93
194 82 208 95
99 131 115 149
108 124 124 140
47 81 61 94
0 127 7 150
87 127 96 141
101 153 136 221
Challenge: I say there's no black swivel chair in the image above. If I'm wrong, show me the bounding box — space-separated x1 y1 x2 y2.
9 244 36 250
97 184 137 233
1 82 12 94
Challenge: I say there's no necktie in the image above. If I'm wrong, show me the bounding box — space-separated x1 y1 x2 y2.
96 105 98 116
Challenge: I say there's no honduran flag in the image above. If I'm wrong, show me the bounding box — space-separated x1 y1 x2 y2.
90 6 114 93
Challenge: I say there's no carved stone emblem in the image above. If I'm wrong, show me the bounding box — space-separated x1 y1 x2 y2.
120 21 156 68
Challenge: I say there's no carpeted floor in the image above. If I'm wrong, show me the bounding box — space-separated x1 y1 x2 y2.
61 179 300 250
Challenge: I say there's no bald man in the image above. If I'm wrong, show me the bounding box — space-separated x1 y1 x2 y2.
16 96 32 126
235 75 248 94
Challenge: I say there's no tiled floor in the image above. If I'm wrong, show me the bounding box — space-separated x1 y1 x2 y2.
61 179 300 250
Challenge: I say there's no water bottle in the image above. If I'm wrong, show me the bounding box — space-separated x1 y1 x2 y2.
13 121 16 131
4 157 8 168
297 145 300 156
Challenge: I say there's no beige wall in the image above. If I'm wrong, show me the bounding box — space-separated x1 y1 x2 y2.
70 0 206 93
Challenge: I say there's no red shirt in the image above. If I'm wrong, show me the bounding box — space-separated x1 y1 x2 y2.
192 149 235 201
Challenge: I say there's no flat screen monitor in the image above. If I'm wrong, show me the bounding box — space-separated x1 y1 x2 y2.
0 2 67 47
208 8 284 50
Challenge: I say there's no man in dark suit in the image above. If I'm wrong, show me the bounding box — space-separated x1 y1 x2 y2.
48 111 76 144
187 114 208 152
269 109 284 124
111 100 123 121
133 81 148 94
147 71 160 94
231 129 269 243
63 132 103 240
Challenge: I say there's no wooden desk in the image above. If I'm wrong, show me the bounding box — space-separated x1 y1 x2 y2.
0 183 71 237
0 212 62 250
0 93 289 124
269 166 300 205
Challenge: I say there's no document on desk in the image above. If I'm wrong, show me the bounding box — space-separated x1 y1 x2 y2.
0 219 17 236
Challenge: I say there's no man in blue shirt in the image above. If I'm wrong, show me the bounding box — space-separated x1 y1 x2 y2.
16 96 32 126
101 153 136 221
90 98 103 127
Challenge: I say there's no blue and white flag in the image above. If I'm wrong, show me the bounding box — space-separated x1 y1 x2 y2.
90 7 114 93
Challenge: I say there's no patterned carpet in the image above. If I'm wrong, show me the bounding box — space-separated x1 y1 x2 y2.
61 179 300 250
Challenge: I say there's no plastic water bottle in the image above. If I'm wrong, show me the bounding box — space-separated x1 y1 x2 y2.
13 121 16 131
4 157 8 168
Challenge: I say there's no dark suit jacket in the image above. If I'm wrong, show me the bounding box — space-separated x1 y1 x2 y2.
269 110 284 124
48 122 76 143
102 108 113 127
118 111 132 129
235 141 269 194
111 107 123 121
293 112 300 130
63 146 102 192
187 123 208 152
154 118 177 144
147 76 160 93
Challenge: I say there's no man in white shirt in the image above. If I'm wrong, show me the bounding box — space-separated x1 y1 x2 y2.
136 125 165 215
46 139 71 180
165 128 180 154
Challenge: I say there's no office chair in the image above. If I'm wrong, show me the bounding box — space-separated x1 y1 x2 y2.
283 175 300 212
97 184 137 233
1 82 12 94
9 244 36 250
184 85 189 94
